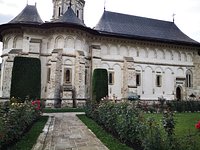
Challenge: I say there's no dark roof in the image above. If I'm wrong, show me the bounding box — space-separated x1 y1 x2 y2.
95 11 199 45
55 7 85 26
9 5 43 24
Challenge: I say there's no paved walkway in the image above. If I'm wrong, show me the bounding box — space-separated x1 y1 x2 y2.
32 113 109 150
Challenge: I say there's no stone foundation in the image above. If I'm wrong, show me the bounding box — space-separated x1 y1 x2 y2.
45 99 86 108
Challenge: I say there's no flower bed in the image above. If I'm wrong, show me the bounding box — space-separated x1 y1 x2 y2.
0 101 41 149
86 101 200 150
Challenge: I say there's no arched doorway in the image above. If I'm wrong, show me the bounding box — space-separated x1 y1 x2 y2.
176 86 182 101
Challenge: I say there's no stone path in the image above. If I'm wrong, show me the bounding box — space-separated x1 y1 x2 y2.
32 113 109 150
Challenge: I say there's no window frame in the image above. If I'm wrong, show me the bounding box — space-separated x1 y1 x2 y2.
47 67 51 83
186 71 192 88
156 74 162 87
64 68 72 84
136 73 141 86
108 72 114 85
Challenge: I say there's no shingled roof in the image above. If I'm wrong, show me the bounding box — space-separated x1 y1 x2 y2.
9 4 43 24
95 11 199 45
55 6 85 26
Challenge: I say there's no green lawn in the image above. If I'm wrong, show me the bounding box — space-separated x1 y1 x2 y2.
145 112 200 137
8 116 48 150
77 114 133 150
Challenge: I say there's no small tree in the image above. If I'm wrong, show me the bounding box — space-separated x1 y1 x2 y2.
10 57 41 101
92 69 108 104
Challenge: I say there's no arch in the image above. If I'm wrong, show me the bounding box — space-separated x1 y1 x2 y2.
13 35 23 49
176 86 182 101
64 59 73 66
47 37 54 49
112 63 122 69
165 67 173 73
157 49 164 59
5 36 13 49
110 45 118 55
186 69 193 88
187 53 193 62
148 48 156 59
120 45 128 56
174 50 179 61
75 38 82 50
65 36 75 49
129 46 137 57
144 66 153 94
139 48 146 58
55 35 64 48
155 66 164 73
135 65 143 71
164 68 174 94
165 50 173 60
181 52 187 62
178 51 181 61
101 44 109 55
101 63 110 69
177 68 184 77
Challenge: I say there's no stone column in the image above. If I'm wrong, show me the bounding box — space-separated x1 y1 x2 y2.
47 49 63 107
122 57 136 98
192 52 200 97
74 50 85 99
90 45 101 98
2 49 22 99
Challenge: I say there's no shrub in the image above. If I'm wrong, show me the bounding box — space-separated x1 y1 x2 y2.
141 118 164 150
92 69 108 103
0 101 40 149
166 101 200 112
10 57 41 101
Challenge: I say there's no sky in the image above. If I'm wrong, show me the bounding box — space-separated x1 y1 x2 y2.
0 0 200 54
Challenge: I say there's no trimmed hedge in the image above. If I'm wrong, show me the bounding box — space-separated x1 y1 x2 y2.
92 69 108 103
0 101 40 149
10 57 41 101
166 100 200 112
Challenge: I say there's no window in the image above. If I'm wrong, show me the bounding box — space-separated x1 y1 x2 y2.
85 69 87 85
136 73 141 86
186 71 192 87
77 10 79 18
47 68 51 83
64 68 72 84
108 72 114 85
136 50 139 57
156 75 162 87
58 7 61 16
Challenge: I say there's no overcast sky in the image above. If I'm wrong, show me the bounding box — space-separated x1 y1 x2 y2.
0 0 200 53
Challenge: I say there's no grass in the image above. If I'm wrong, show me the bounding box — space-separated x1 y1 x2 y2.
8 116 48 150
77 114 133 150
145 112 200 137
43 107 84 113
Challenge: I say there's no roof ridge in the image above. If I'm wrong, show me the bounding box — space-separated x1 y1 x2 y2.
105 10 174 24
94 10 199 45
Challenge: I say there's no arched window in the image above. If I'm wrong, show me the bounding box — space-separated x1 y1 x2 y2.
108 72 114 85
64 68 72 84
186 70 192 88
77 10 79 18
58 7 61 16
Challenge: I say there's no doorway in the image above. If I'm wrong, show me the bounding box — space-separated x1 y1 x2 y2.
176 86 182 101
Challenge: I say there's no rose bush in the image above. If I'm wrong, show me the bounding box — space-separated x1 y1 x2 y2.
0 100 41 149
195 121 200 130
